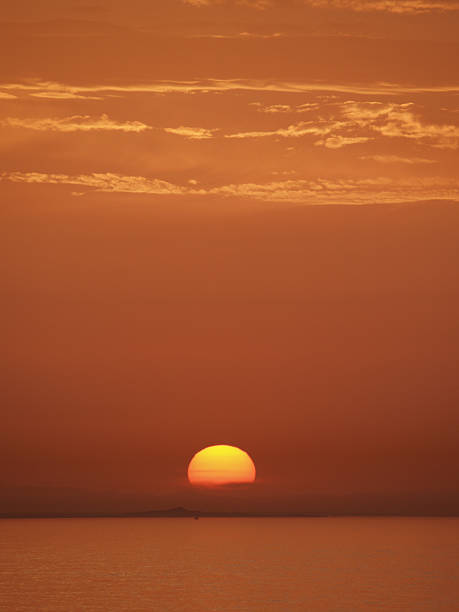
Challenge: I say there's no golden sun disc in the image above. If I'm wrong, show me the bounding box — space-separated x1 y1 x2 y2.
187 445 256 486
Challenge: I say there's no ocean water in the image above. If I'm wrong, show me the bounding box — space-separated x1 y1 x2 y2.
1 517 458 611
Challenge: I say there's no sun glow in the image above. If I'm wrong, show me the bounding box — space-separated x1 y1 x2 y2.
187 445 256 486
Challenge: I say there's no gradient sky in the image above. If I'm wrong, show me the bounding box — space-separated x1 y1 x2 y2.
1 0 459 515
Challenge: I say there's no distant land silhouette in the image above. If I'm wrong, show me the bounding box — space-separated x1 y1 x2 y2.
0 506 329 519
2 507 458 519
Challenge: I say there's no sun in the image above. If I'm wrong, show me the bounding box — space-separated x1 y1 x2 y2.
187 445 256 486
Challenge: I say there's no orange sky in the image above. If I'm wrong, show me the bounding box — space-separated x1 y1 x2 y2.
1 0 459 515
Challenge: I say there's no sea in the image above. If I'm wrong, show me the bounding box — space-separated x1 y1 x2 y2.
1 517 458 611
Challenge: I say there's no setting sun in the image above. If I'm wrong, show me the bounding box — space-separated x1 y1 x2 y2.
188 445 256 486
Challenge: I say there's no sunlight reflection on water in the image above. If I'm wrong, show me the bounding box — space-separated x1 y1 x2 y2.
1 517 458 611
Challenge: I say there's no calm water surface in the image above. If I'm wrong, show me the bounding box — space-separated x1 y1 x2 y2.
1 517 458 611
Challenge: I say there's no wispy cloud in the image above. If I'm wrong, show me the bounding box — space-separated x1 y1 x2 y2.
2 80 459 102
306 0 459 13
225 119 371 147
1 115 222 139
225 100 459 149
29 92 103 100
164 126 218 139
1 114 150 133
0 92 17 100
250 102 319 114
361 155 437 164
257 104 293 114
183 0 459 10
2 172 187 195
182 0 213 5
342 102 459 149
3 171 458 205
3 102 456 150
183 0 273 7
226 120 341 139
315 135 371 148
235 101 459 149
192 31 284 39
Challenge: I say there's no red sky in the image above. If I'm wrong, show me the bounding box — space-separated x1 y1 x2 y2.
1 0 459 515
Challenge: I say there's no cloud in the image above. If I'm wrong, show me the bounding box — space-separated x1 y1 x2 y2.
2 80 459 102
238 101 459 149
212 176 459 203
182 0 273 7
251 102 319 114
226 98 459 150
226 118 371 147
2 172 187 195
296 103 320 113
2 115 221 140
183 0 459 11
192 31 283 38
226 120 341 139
361 155 437 164
29 92 103 100
252 104 293 113
183 0 459 9
182 0 213 5
2 171 458 205
306 0 459 13
4 100 455 151
164 126 218 139
342 102 459 149
315 135 371 148
0 92 17 99
1 114 150 133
